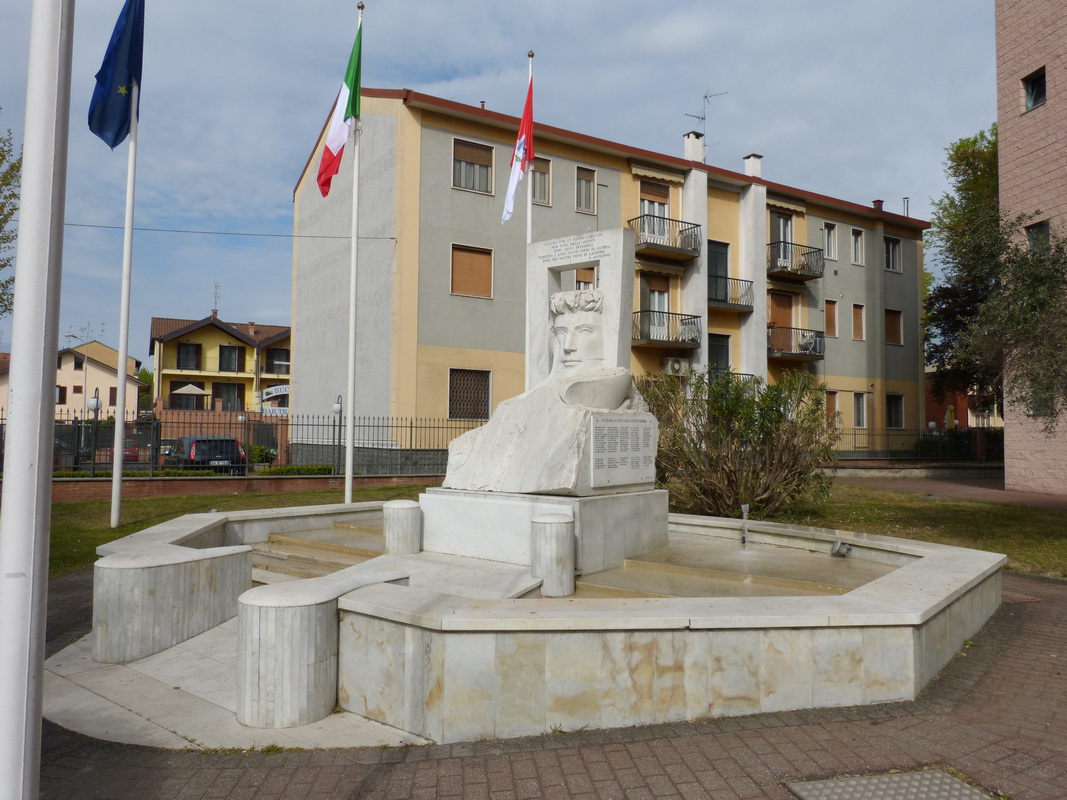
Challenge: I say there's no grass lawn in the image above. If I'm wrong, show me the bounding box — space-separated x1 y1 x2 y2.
49 484 427 576
48 481 1067 579
782 483 1067 578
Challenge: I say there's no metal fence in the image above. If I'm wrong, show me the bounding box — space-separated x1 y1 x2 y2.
835 427 1004 461
0 410 486 477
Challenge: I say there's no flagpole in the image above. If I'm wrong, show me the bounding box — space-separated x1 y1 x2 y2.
344 2 364 505
0 1 75 795
110 81 138 528
526 51 534 247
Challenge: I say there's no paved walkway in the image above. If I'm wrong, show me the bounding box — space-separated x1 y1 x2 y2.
39 565 1067 800
835 474 1067 511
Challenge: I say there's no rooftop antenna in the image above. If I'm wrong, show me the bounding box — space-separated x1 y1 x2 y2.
213 282 222 315
684 90 728 163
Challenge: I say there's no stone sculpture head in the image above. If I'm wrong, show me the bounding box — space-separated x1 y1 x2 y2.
550 289 605 374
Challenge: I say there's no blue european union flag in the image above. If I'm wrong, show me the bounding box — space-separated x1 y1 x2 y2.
88 0 145 149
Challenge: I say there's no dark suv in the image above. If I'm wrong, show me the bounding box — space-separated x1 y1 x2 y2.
165 435 247 475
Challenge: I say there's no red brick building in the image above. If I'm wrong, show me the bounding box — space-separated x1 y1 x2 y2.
996 0 1067 495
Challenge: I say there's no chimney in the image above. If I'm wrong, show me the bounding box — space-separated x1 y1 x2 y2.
211 309 218 318
743 153 762 178
684 131 704 162
872 199 884 211
249 322 256 337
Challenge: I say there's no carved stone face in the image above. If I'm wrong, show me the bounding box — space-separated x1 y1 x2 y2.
552 310 604 373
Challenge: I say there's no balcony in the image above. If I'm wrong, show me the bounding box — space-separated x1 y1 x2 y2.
707 276 754 311
627 215 702 260
767 242 824 280
632 311 702 348
767 325 825 361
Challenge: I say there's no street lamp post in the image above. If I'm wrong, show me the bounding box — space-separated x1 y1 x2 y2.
87 389 101 479
332 395 342 476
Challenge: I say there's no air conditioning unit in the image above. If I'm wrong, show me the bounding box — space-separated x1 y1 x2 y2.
661 357 689 375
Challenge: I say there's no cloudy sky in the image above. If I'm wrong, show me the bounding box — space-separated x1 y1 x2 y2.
2 0 996 366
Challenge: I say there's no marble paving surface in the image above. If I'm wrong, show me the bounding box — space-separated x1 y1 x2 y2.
43 618 427 750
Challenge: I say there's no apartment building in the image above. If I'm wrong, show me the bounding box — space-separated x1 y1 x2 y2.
290 89 927 432
0 341 144 418
149 312 291 414
996 0 1067 494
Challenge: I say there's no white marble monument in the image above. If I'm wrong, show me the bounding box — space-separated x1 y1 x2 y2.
425 229 669 575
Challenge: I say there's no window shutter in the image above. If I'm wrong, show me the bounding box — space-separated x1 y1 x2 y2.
451 246 493 297
885 310 902 345
575 268 595 284
532 157 549 174
194 343 203 370
453 140 493 166
640 181 670 202
648 274 670 293
852 305 864 340
109 387 117 406
237 347 246 373
825 300 837 337
238 383 246 411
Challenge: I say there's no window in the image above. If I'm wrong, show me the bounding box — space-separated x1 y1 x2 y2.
1024 67 1046 111
109 386 117 407
708 334 730 374
170 380 205 410
851 229 865 264
886 394 904 429
265 348 290 374
824 299 837 337
826 391 838 427
576 167 596 213
823 223 837 260
1027 220 1051 249
451 245 493 298
885 309 903 346
74 356 84 371
452 139 493 193
449 368 491 420
176 342 201 370
884 237 901 272
56 386 67 405
212 382 243 412
707 240 730 303
853 392 866 429
73 385 83 395
852 304 865 340
219 345 239 372
774 214 793 264
531 157 550 205
57 355 63 369
575 268 595 291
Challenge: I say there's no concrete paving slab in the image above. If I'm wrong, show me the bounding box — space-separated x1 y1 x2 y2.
788 769 992 799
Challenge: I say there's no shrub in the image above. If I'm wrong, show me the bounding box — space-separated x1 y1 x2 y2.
257 465 335 476
635 369 838 518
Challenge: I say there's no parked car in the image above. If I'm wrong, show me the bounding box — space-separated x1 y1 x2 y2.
164 435 247 475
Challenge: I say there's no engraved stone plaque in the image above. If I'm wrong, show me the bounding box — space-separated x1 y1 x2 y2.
590 413 656 488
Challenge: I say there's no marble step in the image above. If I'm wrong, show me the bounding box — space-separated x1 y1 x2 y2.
251 542 375 579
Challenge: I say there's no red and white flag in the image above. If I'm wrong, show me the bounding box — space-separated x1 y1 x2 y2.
317 19 363 197
502 76 534 223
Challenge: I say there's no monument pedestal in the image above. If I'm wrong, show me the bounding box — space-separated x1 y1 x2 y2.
420 487 668 574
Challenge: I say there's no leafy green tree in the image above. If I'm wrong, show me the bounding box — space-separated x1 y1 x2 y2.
925 125 1006 408
137 367 153 410
635 370 837 518
959 231 1067 432
0 106 20 317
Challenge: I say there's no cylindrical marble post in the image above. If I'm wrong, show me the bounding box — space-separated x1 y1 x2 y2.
531 514 575 597
383 499 422 555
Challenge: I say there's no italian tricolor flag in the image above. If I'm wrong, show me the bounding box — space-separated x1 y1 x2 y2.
317 20 362 197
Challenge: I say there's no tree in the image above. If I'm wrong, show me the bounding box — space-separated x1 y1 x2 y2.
925 125 1006 408
635 370 838 518
137 367 153 410
959 231 1067 432
0 106 20 317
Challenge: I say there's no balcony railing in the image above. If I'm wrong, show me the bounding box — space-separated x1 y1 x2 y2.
707 276 754 310
767 325 825 360
627 215 702 258
767 242 824 280
632 311 702 348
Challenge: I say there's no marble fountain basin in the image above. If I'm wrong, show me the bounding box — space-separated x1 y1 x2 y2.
90 502 1004 744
